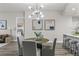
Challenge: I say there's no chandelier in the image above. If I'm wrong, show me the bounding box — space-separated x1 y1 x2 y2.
28 4 44 20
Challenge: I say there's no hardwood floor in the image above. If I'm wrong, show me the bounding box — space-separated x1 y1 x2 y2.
0 41 18 56
55 43 73 56
0 41 73 56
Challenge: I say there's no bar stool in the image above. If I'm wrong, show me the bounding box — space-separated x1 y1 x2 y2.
69 40 78 55
76 42 79 56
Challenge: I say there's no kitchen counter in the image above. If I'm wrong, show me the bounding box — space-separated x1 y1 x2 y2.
63 34 79 55
63 34 79 38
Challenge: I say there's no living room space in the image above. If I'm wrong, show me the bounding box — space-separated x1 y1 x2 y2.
0 3 78 56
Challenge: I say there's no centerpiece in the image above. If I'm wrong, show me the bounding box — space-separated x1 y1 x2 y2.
34 32 43 41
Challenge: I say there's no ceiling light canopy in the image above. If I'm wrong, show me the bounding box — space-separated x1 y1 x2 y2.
72 8 76 11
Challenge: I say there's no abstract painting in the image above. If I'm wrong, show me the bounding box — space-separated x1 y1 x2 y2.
32 20 43 30
44 20 55 30
0 20 7 30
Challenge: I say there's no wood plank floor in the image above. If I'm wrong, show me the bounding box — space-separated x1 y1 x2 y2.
0 41 73 56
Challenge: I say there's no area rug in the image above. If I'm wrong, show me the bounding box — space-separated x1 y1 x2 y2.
0 43 8 47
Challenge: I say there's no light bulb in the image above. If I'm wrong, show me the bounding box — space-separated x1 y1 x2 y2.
40 5 44 8
28 15 31 18
41 15 44 18
72 8 76 11
28 6 32 10
40 12 42 15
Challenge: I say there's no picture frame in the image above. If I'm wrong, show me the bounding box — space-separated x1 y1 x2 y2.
44 19 55 30
0 20 7 30
32 20 43 30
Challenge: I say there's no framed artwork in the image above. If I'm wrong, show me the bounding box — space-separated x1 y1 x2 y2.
44 20 55 30
0 20 7 30
32 20 43 30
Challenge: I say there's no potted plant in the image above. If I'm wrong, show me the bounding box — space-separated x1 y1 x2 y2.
34 32 43 41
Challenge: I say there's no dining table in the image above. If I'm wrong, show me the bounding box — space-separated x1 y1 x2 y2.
24 37 49 47
23 37 49 56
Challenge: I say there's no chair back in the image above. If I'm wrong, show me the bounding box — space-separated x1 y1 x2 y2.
17 37 20 48
17 37 23 56
52 38 57 56
42 38 57 56
22 41 37 56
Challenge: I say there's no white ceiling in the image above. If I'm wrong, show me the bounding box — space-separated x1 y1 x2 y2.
0 3 79 16
0 3 66 12
64 3 79 16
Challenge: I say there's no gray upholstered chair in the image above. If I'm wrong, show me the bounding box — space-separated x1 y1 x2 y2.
42 38 57 56
22 41 37 56
65 38 71 49
17 37 23 56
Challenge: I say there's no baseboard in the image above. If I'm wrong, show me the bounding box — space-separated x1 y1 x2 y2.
57 41 63 43
11 40 17 42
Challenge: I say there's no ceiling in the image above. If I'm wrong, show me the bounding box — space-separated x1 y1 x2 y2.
0 3 66 12
0 3 79 16
64 3 79 16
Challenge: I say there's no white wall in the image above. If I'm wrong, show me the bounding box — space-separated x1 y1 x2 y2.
72 17 79 32
72 17 79 27
0 12 24 40
25 11 72 43
0 11 73 42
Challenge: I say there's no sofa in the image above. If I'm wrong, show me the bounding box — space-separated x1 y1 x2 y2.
0 34 12 43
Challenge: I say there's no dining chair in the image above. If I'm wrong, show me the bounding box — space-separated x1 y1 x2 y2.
42 38 57 56
17 37 23 56
65 38 71 49
22 41 37 56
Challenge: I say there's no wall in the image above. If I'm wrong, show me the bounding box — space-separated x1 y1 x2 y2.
0 11 24 40
25 11 72 43
72 17 79 32
0 11 73 42
72 17 79 27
